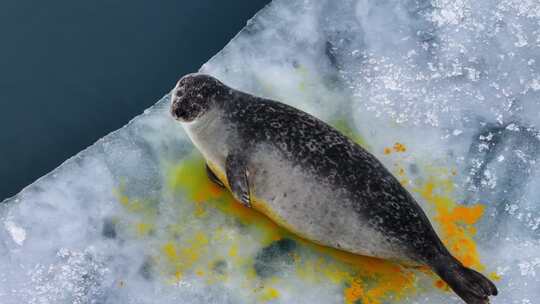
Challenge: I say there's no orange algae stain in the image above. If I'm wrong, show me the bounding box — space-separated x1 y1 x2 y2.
434 279 450 292
383 142 407 155
344 280 365 304
393 165 409 186
416 178 486 271
348 259 415 303
393 142 407 153
339 256 416 304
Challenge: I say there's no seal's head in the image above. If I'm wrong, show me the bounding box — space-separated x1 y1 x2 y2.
170 73 228 123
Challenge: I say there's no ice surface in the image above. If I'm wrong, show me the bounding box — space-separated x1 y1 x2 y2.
2 0 540 303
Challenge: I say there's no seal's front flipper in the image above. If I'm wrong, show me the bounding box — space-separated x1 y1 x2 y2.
206 164 225 188
226 154 251 208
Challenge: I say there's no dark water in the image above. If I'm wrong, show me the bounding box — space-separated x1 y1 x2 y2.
0 0 270 200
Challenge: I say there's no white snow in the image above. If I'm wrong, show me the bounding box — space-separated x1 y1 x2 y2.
4 220 26 246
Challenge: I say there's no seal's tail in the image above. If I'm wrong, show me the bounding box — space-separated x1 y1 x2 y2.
433 256 498 304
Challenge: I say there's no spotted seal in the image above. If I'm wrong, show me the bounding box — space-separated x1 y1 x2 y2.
170 73 497 304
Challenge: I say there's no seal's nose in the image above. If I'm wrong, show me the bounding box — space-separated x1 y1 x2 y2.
171 104 188 120
170 84 184 120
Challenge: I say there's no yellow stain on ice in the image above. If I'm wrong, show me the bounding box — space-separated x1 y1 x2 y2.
489 272 501 281
258 287 281 302
161 232 209 282
113 183 158 217
113 182 158 238
163 242 178 260
168 155 287 243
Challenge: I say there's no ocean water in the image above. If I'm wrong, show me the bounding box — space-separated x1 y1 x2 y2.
0 0 270 200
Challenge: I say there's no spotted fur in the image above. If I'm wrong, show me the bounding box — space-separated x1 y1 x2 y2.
171 73 497 304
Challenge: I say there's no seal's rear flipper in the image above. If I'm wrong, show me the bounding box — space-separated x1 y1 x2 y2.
434 256 498 304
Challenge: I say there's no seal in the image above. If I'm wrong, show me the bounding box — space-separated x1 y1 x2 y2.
170 73 498 304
